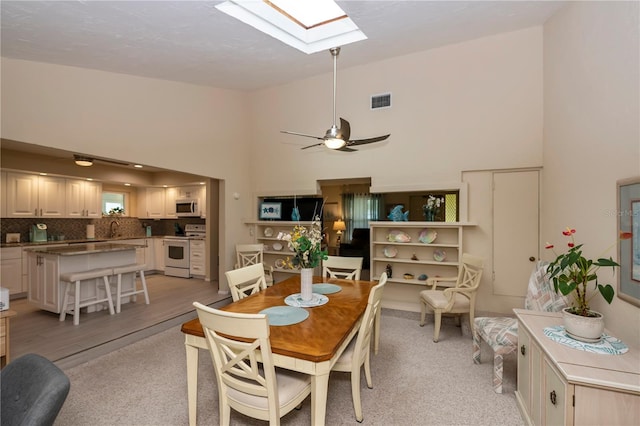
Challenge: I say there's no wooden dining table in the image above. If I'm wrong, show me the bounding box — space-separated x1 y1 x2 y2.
181 274 376 426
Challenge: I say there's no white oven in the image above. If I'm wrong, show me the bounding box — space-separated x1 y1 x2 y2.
164 237 191 278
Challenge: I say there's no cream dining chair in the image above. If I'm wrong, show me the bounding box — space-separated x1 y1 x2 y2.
224 263 267 302
193 302 311 425
235 243 274 286
322 255 363 280
419 253 484 342
331 273 387 423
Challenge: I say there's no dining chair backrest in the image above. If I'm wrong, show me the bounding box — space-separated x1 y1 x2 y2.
193 302 307 424
235 244 265 269
225 263 267 302
354 273 387 357
455 253 484 293
322 255 363 280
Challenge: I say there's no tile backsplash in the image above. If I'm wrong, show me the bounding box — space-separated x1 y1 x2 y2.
1 217 205 243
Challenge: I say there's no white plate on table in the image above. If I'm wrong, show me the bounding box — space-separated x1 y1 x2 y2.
284 293 329 308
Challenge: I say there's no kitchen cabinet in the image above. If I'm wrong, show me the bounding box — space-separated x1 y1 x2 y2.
189 239 205 277
138 187 165 218
28 249 64 312
5 172 66 218
248 221 319 282
514 309 639 426
164 187 178 218
369 221 475 311
66 179 103 218
120 239 147 267
144 238 155 271
154 239 165 272
0 247 22 295
1 171 6 218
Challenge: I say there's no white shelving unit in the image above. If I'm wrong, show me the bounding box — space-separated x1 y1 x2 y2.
369 221 475 311
247 221 320 282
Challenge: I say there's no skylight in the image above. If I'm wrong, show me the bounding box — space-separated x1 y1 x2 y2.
215 0 367 54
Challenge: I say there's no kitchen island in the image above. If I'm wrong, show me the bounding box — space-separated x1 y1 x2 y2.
26 243 144 314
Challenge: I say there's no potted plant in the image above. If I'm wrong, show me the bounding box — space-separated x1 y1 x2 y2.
545 227 625 341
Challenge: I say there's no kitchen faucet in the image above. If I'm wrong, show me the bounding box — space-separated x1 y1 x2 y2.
110 220 120 238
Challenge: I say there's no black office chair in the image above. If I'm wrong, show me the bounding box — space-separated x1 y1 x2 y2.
1 353 70 426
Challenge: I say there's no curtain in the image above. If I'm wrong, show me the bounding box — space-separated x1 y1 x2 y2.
341 193 384 242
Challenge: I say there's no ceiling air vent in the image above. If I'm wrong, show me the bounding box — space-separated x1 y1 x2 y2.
370 93 391 110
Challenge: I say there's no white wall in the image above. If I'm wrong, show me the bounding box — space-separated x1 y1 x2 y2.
1 58 252 285
249 27 544 194
543 1 640 346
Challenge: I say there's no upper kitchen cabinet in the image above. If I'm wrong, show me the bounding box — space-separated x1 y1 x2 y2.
164 187 178 218
5 172 66 218
138 187 166 218
1 171 7 218
66 179 102 218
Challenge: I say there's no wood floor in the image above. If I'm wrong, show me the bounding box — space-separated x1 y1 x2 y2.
8 273 232 369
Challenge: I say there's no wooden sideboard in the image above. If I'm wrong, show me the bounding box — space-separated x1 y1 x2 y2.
514 309 639 425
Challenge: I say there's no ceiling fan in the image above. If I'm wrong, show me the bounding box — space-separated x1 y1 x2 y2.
281 47 390 152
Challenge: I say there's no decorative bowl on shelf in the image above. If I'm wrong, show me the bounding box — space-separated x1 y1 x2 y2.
418 274 428 281
264 227 274 237
383 246 398 258
433 250 446 262
272 242 283 251
387 230 411 243
403 273 414 280
418 229 437 244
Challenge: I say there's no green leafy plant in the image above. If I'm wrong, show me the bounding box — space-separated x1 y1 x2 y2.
277 216 328 269
108 207 125 216
545 227 622 317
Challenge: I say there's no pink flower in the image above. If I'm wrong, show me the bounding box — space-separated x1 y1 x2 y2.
545 243 554 249
567 242 575 248
562 227 576 236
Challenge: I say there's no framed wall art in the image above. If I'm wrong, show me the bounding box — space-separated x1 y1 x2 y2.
259 202 282 220
617 176 640 307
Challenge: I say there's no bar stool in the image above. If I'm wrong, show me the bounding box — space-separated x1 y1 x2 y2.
59 268 115 325
113 264 149 313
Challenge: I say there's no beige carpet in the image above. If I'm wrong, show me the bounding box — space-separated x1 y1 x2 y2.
55 309 523 425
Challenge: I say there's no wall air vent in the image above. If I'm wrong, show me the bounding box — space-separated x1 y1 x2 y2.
370 93 391 110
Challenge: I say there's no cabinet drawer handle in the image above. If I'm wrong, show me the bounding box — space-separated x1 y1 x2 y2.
520 344 526 356
550 390 557 406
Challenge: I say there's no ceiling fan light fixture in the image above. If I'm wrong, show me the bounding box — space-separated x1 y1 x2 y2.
74 155 93 167
324 137 345 149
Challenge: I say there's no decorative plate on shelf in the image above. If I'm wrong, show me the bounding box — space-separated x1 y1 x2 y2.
275 258 286 269
264 227 274 237
418 229 437 244
272 242 283 251
383 246 398 258
387 230 411 243
433 250 446 262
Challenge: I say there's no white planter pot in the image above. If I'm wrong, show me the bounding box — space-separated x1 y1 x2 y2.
562 307 604 342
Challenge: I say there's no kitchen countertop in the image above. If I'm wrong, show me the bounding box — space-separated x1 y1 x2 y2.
1 235 166 248
23 242 145 256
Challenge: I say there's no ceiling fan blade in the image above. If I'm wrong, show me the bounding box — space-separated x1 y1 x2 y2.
338 117 351 141
337 146 357 152
301 142 325 150
281 130 325 140
347 134 391 146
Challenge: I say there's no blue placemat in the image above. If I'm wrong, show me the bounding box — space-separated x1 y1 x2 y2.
543 325 628 355
259 306 309 326
313 283 342 295
284 293 329 308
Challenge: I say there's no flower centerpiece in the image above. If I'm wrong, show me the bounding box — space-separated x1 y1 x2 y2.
545 227 629 341
278 216 328 301
422 195 444 221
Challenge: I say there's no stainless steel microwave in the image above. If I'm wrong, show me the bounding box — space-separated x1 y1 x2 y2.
175 198 200 217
